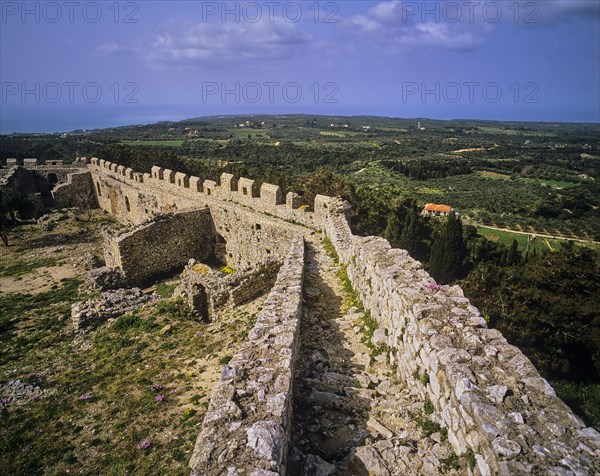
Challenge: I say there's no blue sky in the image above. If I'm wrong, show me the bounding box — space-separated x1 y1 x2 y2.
1 0 599 132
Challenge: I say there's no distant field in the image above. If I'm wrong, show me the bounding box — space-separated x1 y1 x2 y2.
476 126 552 137
453 147 488 153
476 171 579 188
230 129 269 139
476 226 600 253
319 131 346 137
477 227 561 253
518 177 578 189
120 140 185 147
476 170 511 180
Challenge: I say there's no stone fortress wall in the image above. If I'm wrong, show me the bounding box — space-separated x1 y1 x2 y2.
2 156 87 183
102 208 215 286
189 235 305 476
46 159 600 475
85 158 324 271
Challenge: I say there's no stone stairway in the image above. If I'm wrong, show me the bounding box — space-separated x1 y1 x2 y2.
288 239 461 476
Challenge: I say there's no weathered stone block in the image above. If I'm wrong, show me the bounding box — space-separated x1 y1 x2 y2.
175 172 189 188
163 169 176 184
189 176 202 192
239 177 260 198
260 183 284 206
221 173 238 192
151 166 163 180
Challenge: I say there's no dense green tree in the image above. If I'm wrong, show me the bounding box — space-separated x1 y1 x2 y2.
399 202 422 258
504 239 521 266
462 246 600 382
429 213 466 283
0 187 34 246
384 205 403 247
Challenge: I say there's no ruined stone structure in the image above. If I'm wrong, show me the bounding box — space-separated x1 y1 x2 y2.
102 208 215 286
175 259 282 321
48 159 600 475
0 157 90 217
1 156 88 183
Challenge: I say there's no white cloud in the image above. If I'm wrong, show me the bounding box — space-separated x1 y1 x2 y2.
347 1 491 51
96 18 313 68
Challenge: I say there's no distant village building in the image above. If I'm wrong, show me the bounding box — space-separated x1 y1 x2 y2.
423 203 454 216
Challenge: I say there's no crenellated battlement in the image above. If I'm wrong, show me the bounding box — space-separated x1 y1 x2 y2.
87 159 332 229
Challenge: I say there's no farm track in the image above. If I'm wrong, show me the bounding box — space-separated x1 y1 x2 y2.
476 224 600 245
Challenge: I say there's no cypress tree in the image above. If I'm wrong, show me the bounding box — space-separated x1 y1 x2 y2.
399 204 421 258
384 205 403 248
505 239 521 266
429 213 466 283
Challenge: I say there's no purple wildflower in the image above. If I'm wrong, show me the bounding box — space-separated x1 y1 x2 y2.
79 393 94 401
136 439 152 450
29 395 40 402
151 383 164 392
426 283 443 292
22 444 33 453
155 394 165 402
1 398 11 407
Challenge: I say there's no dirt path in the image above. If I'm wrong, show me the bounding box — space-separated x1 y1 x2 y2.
475 224 600 245
288 238 461 476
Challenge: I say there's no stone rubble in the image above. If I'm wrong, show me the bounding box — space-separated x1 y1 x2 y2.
0 380 47 405
83 266 126 291
71 287 154 330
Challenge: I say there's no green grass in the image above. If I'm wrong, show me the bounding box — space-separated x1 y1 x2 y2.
0 257 58 277
319 131 346 137
477 227 561 253
155 283 176 298
475 170 510 180
415 414 442 437
0 278 242 475
154 297 195 321
0 277 83 323
230 129 269 139
322 236 339 265
113 313 157 332
465 450 476 471
518 177 578 189
322 236 384 356
440 453 461 473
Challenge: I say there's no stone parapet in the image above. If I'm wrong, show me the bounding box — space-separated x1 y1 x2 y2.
323 201 600 475
189 235 305 476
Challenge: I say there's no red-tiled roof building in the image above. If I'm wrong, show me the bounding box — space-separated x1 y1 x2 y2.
423 203 453 216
